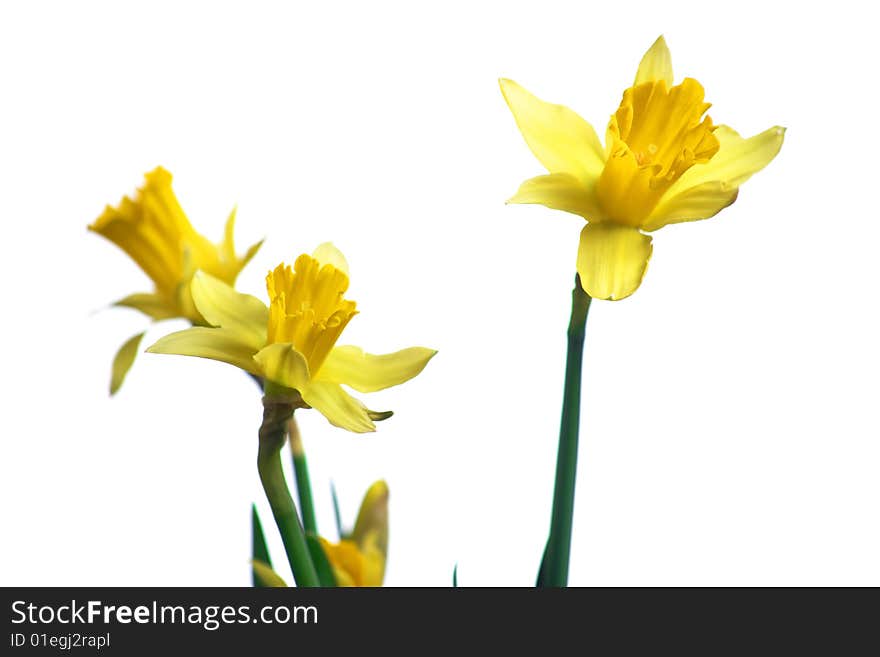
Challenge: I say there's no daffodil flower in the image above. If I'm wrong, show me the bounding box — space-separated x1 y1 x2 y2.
147 244 436 433
320 480 389 586
89 167 262 392
501 36 785 300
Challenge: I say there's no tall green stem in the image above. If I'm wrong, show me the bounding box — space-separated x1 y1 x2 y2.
544 274 592 587
288 417 318 535
258 395 320 587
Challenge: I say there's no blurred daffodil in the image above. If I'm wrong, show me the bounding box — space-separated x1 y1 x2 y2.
148 244 436 432
90 167 262 393
321 480 389 587
251 481 390 587
501 36 784 300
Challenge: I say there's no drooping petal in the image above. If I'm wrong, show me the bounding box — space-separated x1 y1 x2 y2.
312 242 350 276
190 271 268 349
252 343 311 392
642 181 739 231
147 327 262 375
576 223 653 300
670 125 786 192
499 78 606 184
634 35 673 87
113 293 178 321
507 173 605 221
300 381 376 433
110 332 146 395
317 345 437 392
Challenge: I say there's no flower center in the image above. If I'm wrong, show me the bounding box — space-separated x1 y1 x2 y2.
265 254 357 375
596 78 719 226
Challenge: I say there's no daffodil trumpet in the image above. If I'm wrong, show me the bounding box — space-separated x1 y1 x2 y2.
502 37 784 586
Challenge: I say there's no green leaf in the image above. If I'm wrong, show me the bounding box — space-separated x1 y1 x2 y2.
110 332 146 395
536 539 549 587
330 481 345 539
453 564 458 587
306 533 338 587
252 504 273 587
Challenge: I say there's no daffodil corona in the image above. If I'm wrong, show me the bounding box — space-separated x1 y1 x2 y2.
148 244 436 432
501 36 785 300
90 167 262 393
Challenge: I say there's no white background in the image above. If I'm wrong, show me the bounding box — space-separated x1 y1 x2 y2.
1 0 878 586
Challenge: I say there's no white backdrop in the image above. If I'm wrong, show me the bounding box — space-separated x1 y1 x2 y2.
1 0 878 586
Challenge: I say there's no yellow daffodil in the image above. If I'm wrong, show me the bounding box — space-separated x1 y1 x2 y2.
90 167 262 393
321 480 389 587
147 244 436 432
251 481 390 587
501 36 785 300
90 167 262 322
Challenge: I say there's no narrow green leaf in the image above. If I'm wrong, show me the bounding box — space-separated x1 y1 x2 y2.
305 533 338 587
252 504 272 587
536 539 549 587
330 481 345 539
453 564 459 587
289 418 318 535
110 331 146 395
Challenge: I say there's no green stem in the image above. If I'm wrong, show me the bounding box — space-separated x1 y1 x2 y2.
258 396 320 587
288 417 318 535
544 274 592 587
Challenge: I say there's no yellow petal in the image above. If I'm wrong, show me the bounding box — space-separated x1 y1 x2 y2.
190 271 268 350
252 343 311 392
642 182 739 231
113 293 178 321
351 480 389 557
147 327 262 375
670 125 786 192
576 223 653 300
251 560 288 587
222 205 265 272
317 345 436 392
312 242 350 276
221 207 239 264
634 35 673 86
507 173 605 221
110 332 145 395
319 539 362 587
300 381 375 433
499 78 605 184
